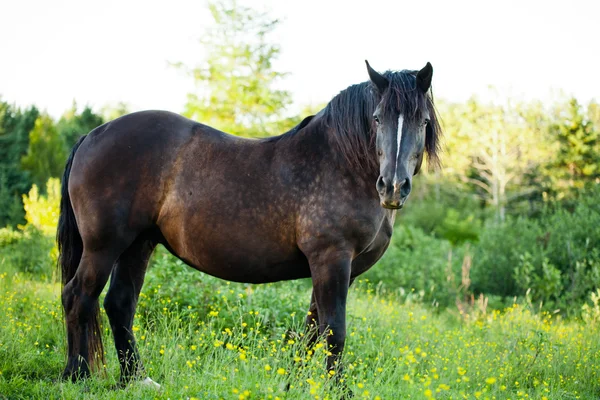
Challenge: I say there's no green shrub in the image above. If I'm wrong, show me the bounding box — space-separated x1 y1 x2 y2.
471 217 543 298
21 178 60 236
0 226 55 276
365 225 467 308
469 187 600 313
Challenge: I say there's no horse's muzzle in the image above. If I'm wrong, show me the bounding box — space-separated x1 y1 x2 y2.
381 200 404 210
377 175 409 210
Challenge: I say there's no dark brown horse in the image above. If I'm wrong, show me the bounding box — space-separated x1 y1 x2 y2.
57 61 441 385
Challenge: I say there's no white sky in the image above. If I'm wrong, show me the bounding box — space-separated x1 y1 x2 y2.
1 0 598 119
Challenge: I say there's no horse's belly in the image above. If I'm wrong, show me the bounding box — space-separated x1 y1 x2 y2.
180 249 311 284
159 212 310 284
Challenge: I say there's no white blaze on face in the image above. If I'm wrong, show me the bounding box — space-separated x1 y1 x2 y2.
393 114 404 187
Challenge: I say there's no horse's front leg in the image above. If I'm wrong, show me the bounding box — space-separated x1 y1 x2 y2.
305 291 319 348
308 249 352 373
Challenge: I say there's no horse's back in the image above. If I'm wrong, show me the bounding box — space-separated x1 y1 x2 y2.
68 111 214 242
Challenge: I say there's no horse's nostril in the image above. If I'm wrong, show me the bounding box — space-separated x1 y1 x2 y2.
400 179 411 198
376 176 386 193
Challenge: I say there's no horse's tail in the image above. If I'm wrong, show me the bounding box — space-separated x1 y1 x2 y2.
57 135 105 370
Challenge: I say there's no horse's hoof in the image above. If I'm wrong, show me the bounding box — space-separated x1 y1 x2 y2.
140 377 161 390
61 368 90 382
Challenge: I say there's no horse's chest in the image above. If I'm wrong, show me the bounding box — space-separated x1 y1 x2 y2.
350 212 395 277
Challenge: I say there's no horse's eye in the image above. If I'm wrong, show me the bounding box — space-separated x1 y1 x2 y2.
374 115 381 124
423 118 430 126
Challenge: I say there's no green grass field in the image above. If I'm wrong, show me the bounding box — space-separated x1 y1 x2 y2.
1 255 599 400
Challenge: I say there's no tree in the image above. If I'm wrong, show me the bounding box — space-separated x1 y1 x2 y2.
0 99 39 226
101 102 130 122
544 98 600 199
175 0 294 137
440 98 547 221
56 102 104 149
21 114 67 190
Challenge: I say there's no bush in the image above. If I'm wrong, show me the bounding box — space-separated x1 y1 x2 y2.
0 178 60 277
22 178 60 236
399 183 483 246
469 187 600 313
364 225 468 308
471 217 544 298
0 226 55 276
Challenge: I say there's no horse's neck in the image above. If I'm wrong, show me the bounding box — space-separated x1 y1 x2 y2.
283 116 378 189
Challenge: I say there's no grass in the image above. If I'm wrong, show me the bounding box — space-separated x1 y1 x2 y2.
1 251 600 400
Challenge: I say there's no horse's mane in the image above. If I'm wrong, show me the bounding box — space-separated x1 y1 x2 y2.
323 70 442 173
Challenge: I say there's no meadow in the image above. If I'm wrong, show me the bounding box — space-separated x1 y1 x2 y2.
1 244 599 400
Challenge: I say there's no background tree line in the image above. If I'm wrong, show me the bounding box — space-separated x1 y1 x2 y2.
1 0 600 314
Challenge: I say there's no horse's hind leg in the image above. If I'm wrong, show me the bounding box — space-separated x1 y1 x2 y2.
62 246 123 380
103 236 156 385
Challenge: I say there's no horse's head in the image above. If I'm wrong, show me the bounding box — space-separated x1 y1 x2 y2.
365 61 437 210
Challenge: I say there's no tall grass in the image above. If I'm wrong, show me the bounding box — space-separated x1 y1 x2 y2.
1 255 599 399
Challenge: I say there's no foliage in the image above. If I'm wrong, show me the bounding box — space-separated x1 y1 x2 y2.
22 178 61 236
100 101 130 122
20 114 67 190
0 226 54 275
56 102 104 149
399 179 484 245
439 98 548 221
0 178 60 275
581 288 600 326
468 187 600 313
0 100 39 226
543 98 600 200
363 224 468 308
176 0 295 137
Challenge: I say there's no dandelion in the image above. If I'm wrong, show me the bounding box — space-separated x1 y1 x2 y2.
265 364 272 371
277 368 286 375
486 377 497 385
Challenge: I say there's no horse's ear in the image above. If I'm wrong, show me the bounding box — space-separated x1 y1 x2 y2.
417 62 433 93
416 62 433 93
365 60 389 94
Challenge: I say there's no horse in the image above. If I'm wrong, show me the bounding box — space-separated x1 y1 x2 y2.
57 60 442 386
